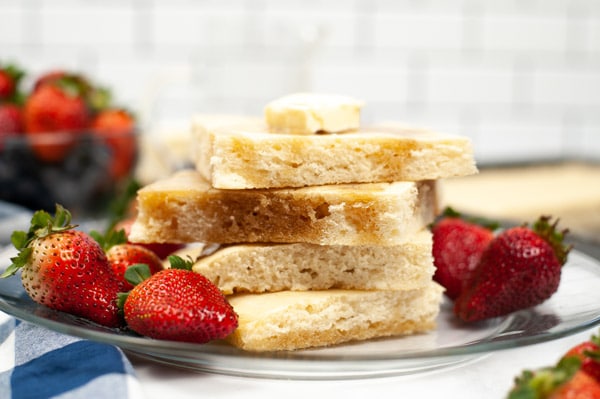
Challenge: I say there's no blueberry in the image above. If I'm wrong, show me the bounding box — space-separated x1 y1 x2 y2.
0 133 122 218
0 138 55 211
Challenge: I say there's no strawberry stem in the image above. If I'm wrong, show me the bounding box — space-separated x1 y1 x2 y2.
168 255 194 271
435 206 500 231
90 228 128 252
508 356 581 399
3 64 25 85
2 204 77 278
579 332 600 361
592 333 600 347
116 292 129 312
88 86 112 113
118 263 152 312
123 264 152 287
441 207 461 218
532 216 572 266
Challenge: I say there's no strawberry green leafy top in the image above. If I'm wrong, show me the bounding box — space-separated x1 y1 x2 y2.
1 204 77 278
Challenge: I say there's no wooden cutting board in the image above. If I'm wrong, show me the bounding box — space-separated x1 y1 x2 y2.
441 161 600 244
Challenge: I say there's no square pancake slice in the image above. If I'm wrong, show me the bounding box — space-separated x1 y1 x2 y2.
193 120 477 189
176 230 434 294
129 170 438 246
224 283 444 352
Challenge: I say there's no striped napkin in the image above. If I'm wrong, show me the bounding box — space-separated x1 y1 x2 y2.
0 311 144 399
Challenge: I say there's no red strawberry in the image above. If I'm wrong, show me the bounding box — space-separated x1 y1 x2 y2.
454 216 570 322
90 108 137 179
23 80 90 162
0 70 15 100
509 357 600 399
0 64 24 101
0 104 24 148
1 204 123 327
32 70 68 92
431 208 496 300
563 335 600 383
120 257 238 343
32 70 109 109
548 370 600 399
114 217 184 260
107 244 163 291
92 228 164 291
24 78 90 132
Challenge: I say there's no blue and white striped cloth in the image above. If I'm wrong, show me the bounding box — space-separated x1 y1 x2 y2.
0 311 143 399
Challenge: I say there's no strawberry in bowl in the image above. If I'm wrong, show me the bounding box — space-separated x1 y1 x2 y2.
0 65 139 219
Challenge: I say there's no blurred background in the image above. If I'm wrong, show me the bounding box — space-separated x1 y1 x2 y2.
1 0 599 166
1 0 599 245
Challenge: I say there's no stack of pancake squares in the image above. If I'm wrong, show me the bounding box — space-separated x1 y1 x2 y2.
129 93 478 352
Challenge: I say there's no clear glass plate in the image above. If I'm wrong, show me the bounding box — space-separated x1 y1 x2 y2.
1 246 600 380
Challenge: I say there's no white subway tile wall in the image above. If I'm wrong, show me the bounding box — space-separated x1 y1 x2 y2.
1 0 599 165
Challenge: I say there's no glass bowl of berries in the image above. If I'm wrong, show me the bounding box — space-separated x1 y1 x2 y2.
0 65 139 220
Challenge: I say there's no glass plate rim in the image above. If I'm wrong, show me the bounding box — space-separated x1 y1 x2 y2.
1 248 600 379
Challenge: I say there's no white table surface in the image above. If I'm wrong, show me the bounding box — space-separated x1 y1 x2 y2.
129 326 598 399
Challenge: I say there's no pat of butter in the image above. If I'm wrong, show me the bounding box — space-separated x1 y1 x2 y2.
264 93 364 135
